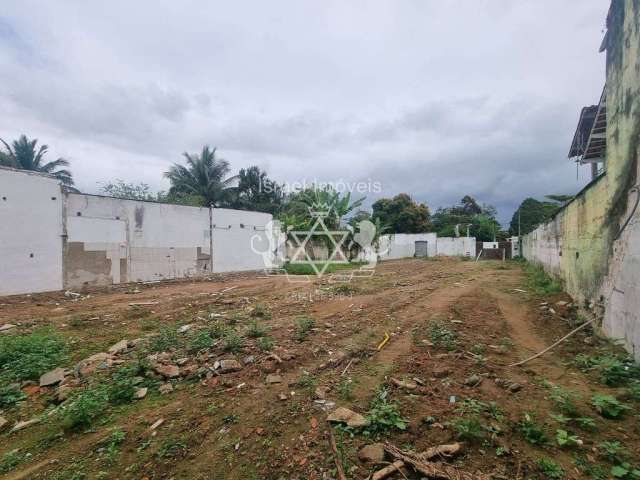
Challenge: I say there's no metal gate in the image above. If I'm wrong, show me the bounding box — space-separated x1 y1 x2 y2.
414 241 429 257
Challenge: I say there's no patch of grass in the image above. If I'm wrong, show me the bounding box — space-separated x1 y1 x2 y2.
156 438 188 459
516 412 549 445
250 304 271 319
60 386 110 431
550 386 580 416
450 415 486 442
107 364 141 405
101 429 126 465
283 262 362 276
591 394 631 419
188 330 215 352
150 326 180 352
426 320 458 351
257 336 275 352
574 456 607 480
294 316 316 342
0 384 27 408
329 284 357 295
537 458 565 479
524 263 563 295
0 328 68 381
0 450 24 475
246 319 268 338
222 330 245 353
295 372 317 391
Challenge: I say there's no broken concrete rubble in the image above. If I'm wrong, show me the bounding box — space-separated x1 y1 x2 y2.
108 339 129 355
39 367 67 387
327 407 369 428
358 443 385 464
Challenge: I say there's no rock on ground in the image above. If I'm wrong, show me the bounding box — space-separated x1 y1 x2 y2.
358 443 385 464
108 339 129 355
39 367 67 387
327 407 369 428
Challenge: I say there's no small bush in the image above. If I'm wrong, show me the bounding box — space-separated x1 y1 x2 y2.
450 416 486 441
246 319 267 338
517 412 549 445
294 316 316 341
257 336 275 352
364 390 408 435
107 365 139 405
150 326 179 352
591 394 631 419
537 458 565 479
550 386 580 416
250 304 271 319
188 330 215 352
338 377 356 400
0 450 24 475
295 372 317 391
222 330 245 353
555 429 580 447
0 385 27 408
0 328 67 381
60 387 109 431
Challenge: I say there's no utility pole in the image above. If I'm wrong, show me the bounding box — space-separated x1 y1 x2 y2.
209 204 214 273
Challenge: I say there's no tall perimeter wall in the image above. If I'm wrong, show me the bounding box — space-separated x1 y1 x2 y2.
523 0 640 359
0 167 279 295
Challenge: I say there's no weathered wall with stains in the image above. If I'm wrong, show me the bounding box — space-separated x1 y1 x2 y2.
436 237 476 257
523 0 640 359
65 195 276 288
0 167 64 295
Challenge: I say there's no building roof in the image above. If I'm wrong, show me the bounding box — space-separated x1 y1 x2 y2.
568 86 606 163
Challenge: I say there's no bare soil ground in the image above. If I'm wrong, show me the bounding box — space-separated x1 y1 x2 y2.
1 258 639 480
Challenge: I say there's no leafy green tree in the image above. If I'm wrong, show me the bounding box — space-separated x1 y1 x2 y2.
100 179 158 201
280 186 365 230
164 146 237 207
371 194 431 233
509 198 561 236
0 135 76 188
231 166 284 214
431 195 504 241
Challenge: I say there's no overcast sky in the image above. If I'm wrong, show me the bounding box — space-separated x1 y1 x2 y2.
0 1 608 224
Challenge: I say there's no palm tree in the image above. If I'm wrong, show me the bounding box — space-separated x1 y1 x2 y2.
0 135 76 188
164 146 237 207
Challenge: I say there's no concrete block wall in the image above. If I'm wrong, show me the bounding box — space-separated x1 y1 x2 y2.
0 167 280 295
436 237 476 257
0 167 64 295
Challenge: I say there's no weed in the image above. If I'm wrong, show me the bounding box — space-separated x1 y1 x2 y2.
555 429 580 447
246 319 268 338
575 416 597 431
295 372 317 391
364 389 408 435
574 456 607 480
610 464 640 479
338 377 356 401
549 413 570 424
470 343 486 355
599 441 627 463
524 263 563 295
102 429 126 465
537 458 565 479
426 320 458 351
257 336 275 352
330 284 356 295
499 337 514 350
107 365 140 405
188 330 215 352
516 412 549 445
0 450 24 474
60 386 109 431
222 330 245 353
550 386 580 416
150 326 179 352
0 328 67 381
450 416 486 441
628 381 640 401
294 316 316 341
156 438 188 459
250 304 271 319
591 394 631 419
0 384 27 408
574 353 600 371
223 414 239 425
597 356 639 387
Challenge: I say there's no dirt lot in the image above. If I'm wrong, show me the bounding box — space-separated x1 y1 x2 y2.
1 258 639 480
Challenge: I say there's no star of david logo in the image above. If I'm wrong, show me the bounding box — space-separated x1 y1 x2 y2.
288 213 350 278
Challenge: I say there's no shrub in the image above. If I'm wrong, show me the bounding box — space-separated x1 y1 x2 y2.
150 326 179 352
364 390 408 435
450 416 486 441
550 386 580 416
537 458 565 479
250 304 271 319
516 412 549 445
222 330 245 353
0 385 27 408
0 450 24 475
591 394 631 419
0 328 67 381
107 365 139 405
60 387 109 431
257 336 275 352
246 319 267 338
294 316 315 341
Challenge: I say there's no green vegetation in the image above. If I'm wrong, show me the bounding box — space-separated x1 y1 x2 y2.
549 386 580 416
60 386 110 431
0 328 68 381
537 458 565 479
246 319 268 338
516 412 549 445
257 336 275 352
364 389 408 435
188 330 215 352
372 193 431 234
591 394 631 419
222 330 245 353
0 450 24 475
294 316 316 341
249 303 271 319
555 429 580 447
523 263 563 295
426 320 458 350
0 384 27 408
338 377 356 401
450 415 486 441
283 262 360 276
150 326 180 352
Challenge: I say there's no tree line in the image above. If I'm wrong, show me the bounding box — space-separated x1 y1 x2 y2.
1 134 570 241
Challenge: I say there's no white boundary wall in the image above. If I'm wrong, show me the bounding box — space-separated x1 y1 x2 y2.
0 168 64 295
0 168 280 295
436 237 476 257
363 234 475 260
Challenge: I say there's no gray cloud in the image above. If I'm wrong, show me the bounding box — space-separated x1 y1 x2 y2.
0 0 608 225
